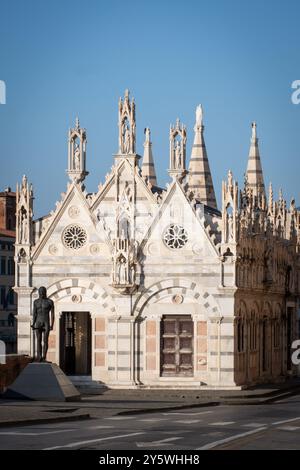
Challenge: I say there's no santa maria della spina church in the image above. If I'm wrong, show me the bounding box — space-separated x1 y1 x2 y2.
14 90 300 389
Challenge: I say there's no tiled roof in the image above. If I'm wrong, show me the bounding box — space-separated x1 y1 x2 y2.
0 229 16 238
0 191 16 197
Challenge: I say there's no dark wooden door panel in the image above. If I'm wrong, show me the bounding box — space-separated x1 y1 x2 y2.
161 315 193 377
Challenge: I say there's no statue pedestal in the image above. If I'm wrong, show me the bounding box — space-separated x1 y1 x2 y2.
4 362 80 401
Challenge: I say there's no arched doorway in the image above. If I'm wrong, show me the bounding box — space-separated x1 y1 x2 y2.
59 312 91 375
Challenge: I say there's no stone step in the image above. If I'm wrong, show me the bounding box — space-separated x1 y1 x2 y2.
69 375 92 382
69 376 106 390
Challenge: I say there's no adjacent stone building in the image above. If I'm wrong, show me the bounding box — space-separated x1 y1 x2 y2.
14 91 300 388
0 188 17 353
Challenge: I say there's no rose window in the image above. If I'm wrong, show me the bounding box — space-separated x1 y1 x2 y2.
62 224 87 250
163 224 188 249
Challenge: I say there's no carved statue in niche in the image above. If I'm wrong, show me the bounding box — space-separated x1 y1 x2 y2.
74 142 81 170
227 214 234 242
123 123 131 154
118 90 136 154
16 175 32 247
118 255 128 284
175 140 181 169
18 248 26 263
111 236 139 291
67 118 87 183
169 119 186 173
19 209 28 244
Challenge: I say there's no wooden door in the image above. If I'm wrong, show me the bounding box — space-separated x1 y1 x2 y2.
161 315 193 377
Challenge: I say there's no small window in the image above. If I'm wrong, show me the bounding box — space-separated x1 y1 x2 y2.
8 288 15 305
7 312 15 327
0 257 6 275
0 287 6 307
7 258 15 275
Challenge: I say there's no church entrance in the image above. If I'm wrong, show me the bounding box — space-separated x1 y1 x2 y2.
60 312 91 375
160 315 193 377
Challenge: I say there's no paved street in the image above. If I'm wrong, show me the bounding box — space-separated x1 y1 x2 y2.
0 393 300 450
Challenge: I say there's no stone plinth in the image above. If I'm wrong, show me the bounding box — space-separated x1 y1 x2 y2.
4 362 80 401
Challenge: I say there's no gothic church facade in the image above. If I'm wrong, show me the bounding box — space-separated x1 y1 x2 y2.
15 91 300 388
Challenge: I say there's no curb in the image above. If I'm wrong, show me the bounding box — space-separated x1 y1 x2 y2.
117 388 300 415
220 384 300 401
0 413 90 428
118 401 220 416
222 387 300 406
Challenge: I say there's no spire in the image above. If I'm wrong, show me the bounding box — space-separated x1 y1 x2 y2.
188 105 217 209
245 122 266 198
268 182 273 211
142 127 157 186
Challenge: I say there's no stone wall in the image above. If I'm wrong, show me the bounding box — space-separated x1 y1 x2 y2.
0 355 32 392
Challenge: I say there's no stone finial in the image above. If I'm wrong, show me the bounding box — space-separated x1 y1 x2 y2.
251 121 257 140
228 170 233 192
279 188 284 205
195 104 203 127
145 127 150 143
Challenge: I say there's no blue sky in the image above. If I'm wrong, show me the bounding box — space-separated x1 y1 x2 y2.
0 0 299 217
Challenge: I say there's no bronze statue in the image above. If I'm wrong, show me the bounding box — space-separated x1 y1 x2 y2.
31 286 54 362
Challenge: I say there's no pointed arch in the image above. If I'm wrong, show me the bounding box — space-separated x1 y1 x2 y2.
45 278 116 314
134 278 220 318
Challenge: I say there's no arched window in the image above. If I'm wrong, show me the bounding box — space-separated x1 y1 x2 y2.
262 318 268 371
237 319 244 353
